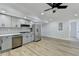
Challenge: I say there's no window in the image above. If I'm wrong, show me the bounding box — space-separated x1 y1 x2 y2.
58 22 63 31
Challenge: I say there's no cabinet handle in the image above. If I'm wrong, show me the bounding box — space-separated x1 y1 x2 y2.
1 40 3 44
6 37 8 38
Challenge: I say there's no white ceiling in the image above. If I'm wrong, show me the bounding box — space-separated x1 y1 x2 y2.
0 3 79 23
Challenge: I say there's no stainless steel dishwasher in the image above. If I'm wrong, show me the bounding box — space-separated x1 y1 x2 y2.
12 35 22 49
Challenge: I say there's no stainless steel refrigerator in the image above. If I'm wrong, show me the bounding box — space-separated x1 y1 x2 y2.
32 24 41 42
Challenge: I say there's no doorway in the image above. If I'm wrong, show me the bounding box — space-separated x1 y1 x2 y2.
70 22 77 39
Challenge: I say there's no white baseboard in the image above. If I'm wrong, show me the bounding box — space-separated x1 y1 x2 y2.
42 35 68 40
42 35 79 42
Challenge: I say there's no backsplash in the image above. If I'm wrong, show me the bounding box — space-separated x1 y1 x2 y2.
0 27 30 34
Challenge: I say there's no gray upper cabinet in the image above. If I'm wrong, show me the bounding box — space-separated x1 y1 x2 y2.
0 14 26 27
10 17 27 28
0 14 11 27
0 14 27 28
11 17 20 27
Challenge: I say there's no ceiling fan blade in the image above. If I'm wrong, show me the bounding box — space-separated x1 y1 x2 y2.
44 8 53 11
57 6 68 9
46 3 53 7
53 3 62 6
57 3 62 5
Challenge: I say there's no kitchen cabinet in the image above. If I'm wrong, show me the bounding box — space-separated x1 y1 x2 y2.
0 14 11 27
22 33 34 44
19 19 26 24
0 14 28 28
29 33 34 41
1 36 12 51
11 17 20 27
27 33 34 42
11 17 27 28
0 33 34 51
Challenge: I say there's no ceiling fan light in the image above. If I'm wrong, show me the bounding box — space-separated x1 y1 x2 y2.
41 13 44 15
24 16 27 19
74 14 78 16
1 10 6 13
53 10 56 13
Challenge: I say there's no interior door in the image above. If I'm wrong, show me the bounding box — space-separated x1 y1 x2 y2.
70 22 77 38
76 22 79 39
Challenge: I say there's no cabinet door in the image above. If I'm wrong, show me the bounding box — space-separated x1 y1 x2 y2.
11 17 18 27
2 36 12 51
27 35 32 43
23 33 33 44
0 14 11 27
28 33 34 42
11 18 26 28
11 17 21 27
19 19 26 24
23 33 28 44
31 33 34 41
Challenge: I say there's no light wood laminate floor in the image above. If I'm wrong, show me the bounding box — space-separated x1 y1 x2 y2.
0 37 79 56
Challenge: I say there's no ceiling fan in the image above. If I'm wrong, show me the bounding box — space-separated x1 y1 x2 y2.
44 3 68 13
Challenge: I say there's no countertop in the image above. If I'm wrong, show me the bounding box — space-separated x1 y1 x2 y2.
0 33 21 37
0 32 32 37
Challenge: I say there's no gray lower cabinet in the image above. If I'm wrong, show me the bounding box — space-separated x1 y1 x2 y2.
22 33 34 44
1 36 12 51
0 33 34 51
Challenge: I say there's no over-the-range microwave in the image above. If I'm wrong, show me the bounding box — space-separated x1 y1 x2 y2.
20 24 32 32
21 24 30 27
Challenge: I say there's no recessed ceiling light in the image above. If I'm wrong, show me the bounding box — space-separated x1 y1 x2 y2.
1 10 6 13
24 16 27 19
74 14 78 16
41 13 44 15
44 21 48 23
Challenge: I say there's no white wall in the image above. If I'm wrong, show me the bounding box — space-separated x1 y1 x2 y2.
42 21 70 40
